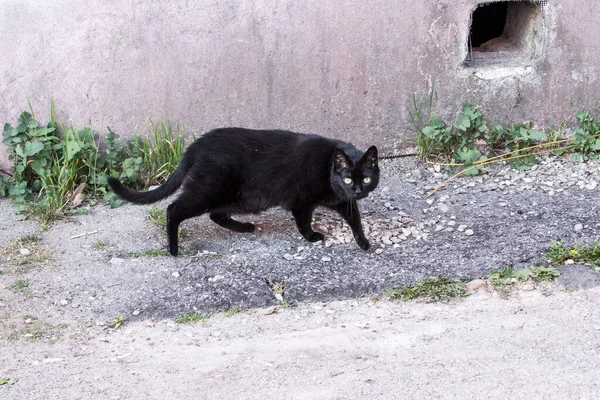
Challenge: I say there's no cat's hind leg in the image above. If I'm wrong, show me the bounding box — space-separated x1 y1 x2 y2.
166 196 208 256
209 212 255 233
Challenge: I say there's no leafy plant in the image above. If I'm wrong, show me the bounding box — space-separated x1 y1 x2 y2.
1 102 192 223
488 265 560 295
547 239 600 266
413 95 600 177
570 111 600 162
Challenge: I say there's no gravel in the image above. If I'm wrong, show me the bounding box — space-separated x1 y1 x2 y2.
1 155 599 320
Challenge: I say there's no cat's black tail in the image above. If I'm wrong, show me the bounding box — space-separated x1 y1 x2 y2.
107 157 192 204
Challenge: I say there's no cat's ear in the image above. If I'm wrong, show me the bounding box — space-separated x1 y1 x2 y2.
362 146 378 167
332 148 352 170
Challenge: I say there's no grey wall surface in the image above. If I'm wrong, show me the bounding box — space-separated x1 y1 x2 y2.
1 0 599 167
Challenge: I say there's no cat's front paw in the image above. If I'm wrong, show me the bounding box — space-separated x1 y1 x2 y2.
307 232 325 242
356 236 370 250
168 244 179 257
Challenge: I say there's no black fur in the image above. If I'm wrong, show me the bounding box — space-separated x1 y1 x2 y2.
108 128 380 256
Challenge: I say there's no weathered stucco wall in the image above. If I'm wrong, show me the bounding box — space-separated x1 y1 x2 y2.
1 0 599 167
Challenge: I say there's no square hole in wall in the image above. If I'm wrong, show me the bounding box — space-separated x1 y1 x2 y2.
464 1 545 68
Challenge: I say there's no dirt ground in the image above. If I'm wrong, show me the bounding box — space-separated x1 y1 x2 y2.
1 157 600 399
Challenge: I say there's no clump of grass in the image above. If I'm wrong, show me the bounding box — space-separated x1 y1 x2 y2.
147 206 167 229
173 312 213 324
222 305 241 317
92 240 106 250
384 277 466 302
127 249 171 258
106 315 127 329
19 234 40 245
547 239 600 266
8 320 68 342
7 280 31 296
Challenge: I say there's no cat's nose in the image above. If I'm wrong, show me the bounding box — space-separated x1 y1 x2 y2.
354 186 363 195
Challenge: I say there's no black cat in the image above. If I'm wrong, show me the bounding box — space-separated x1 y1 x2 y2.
108 128 380 256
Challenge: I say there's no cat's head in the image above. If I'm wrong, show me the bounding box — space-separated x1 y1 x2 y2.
330 146 379 200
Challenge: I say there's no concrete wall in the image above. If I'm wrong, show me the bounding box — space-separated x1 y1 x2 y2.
1 0 599 167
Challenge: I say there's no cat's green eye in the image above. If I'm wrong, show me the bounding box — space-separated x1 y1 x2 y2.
343 178 352 185
363 177 371 184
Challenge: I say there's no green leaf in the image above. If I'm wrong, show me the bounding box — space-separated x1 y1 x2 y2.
576 111 590 122
66 140 82 161
2 123 18 138
593 138 600 151
454 115 471 131
455 146 481 165
570 153 583 163
528 130 546 141
24 141 44 156
422 126 438 138
17 111 37 130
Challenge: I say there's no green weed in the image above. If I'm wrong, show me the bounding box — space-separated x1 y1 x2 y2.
547 239 600 266
7 280 31 296
488 265 560 295
1 102 193 223
222 305 241 317
106 315 127 329
147 207 167 229
174 312 213 324
411 91 600 174
127 249 171 257
92 240 106 250
18 234 40 244
384 277 466 302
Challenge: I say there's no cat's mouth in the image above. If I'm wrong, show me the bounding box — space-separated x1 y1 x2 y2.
355 193 368 200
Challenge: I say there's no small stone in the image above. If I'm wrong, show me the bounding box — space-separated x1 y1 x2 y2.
521 283 535 291
574 223 583 232
564 259 575 265
375 248 383 255
321 256 332 262
60 299 69 306
109 257 124 265
457 225 467 232
438 203 449 213
19 248 31 256
585 181 598 190
264 306 277 315
132 310 140 316
172 271 180 278
283 253 294 260
464 229 474 236
466 279 487 293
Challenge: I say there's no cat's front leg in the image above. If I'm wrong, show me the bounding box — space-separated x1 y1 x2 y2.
331 201 370 250
292 206 325 243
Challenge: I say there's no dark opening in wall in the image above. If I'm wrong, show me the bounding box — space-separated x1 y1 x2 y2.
464 1 545 68
470 3 508 47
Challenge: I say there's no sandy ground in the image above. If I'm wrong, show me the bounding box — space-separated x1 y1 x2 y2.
2 288 600 399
